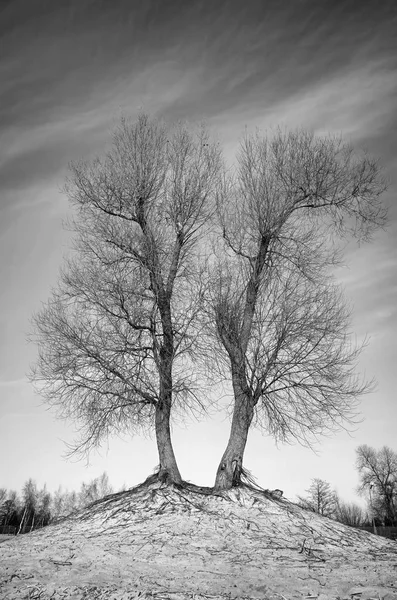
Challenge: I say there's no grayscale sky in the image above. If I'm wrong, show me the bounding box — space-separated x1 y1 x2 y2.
0 0 396 503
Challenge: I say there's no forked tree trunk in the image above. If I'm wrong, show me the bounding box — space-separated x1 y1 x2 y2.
214 374 255 490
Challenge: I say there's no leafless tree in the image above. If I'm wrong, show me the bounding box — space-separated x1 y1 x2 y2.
62 490 79 517
0 489 7 527
356 445 397 525
51 487 65 522
97 472 114 498
297 478 337 517
18 479 38 534
35 486 52 529
78 472 113 507
334 497 365 527
0 491 19 531
31 114 222 485
210 128 387 489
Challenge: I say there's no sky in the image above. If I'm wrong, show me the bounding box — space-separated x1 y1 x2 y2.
0 0 396 507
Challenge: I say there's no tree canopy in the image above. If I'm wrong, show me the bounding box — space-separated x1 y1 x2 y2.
31 114 222 484
31 116 387 491
356 445 397 525
210 129 386 489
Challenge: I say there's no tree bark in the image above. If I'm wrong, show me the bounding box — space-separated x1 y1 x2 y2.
384 490 396 525
155 394 182 485
154 301 182 485
214 235 269 491
214 370 255 490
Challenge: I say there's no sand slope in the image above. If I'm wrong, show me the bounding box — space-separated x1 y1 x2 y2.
1 481 397 599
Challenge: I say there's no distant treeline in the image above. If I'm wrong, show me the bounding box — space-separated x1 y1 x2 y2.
2 471 396 539
0 472 116 534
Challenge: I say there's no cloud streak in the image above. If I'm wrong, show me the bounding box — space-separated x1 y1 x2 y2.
1 1 396 201
0 0 396 498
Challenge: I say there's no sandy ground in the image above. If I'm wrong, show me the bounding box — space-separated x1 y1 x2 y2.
0 536 15 545
1 481 397 600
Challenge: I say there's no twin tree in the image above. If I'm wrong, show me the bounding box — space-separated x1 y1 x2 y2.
32 115 387 491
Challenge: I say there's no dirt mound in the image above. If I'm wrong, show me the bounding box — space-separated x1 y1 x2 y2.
1 480 397 599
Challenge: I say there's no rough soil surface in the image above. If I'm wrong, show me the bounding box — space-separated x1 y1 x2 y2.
1 480 397 600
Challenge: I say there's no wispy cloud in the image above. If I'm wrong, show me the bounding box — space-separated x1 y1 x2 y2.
1 0 395 206
261 60 397 140
338 227 397 337
0 0 396 495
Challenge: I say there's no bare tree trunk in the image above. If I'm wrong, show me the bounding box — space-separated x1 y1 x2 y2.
214 370 255 490
155 396 182 485
154 303 182 485
214 235 269 491
385 491 396 525
17 507 27 535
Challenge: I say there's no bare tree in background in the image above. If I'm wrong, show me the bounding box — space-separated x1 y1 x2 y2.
78 472 114 507
356 445 397 525
52 490 79 520
0 491 19 530
0 489 8 529
31 115 222 485
334 498 365 527
97 472 114 498
36 486 52 529
211 129 387 490
18 479 38 534
297 478 337 517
